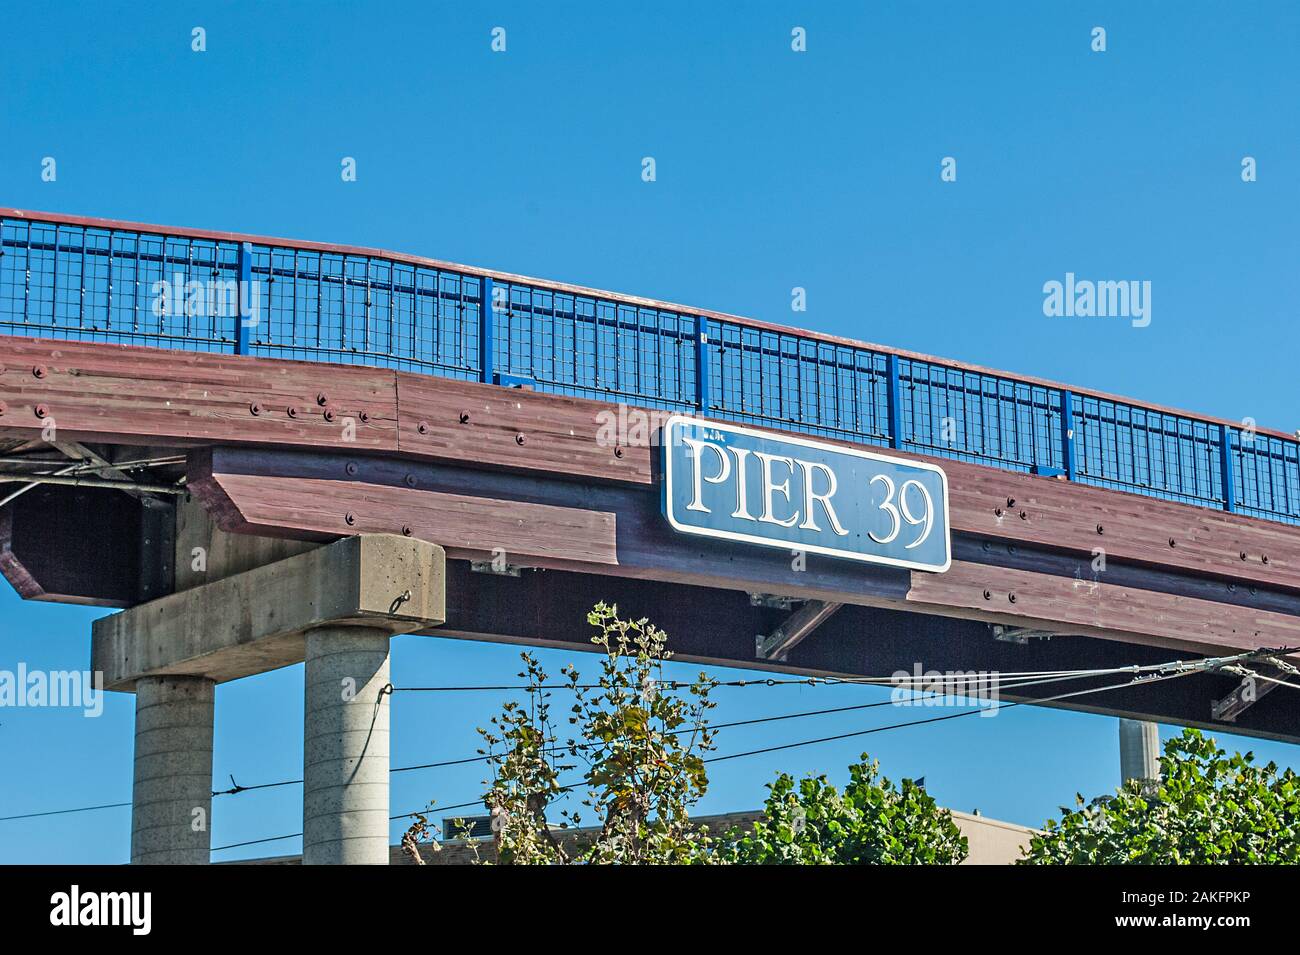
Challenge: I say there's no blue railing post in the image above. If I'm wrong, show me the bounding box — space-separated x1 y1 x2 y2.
235 242 252 355
886 353 903 448
1220 424 1237 512
694 316 710 413
479 276 495 384
1060 390 1077 480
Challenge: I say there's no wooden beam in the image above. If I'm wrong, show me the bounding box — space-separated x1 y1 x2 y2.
190 447 1300 658
4 335 1299 595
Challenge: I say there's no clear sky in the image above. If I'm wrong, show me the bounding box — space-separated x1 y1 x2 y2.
2 1 1299 863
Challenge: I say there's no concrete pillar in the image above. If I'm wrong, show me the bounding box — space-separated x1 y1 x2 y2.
131 675 215 864
303 625 391 865
1119 718 1160 784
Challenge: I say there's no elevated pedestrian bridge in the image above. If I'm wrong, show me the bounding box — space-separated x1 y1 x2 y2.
1 207 1298 745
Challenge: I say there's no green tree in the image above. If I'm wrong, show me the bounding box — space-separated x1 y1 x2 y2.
720 756 968 864
1021 728 1300 864
414 602 719 864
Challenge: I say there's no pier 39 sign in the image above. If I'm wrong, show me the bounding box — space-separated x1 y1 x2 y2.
661 416 951 573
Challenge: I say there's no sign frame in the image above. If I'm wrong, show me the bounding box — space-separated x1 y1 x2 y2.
660 415 952 573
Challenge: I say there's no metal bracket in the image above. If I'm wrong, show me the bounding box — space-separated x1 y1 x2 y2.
470 560 524 577
748 592 799 610
992 625 1056 645
1211 668 1281 723
756 600 843 661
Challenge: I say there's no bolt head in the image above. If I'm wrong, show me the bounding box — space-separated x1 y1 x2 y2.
32 365 46 379
417 421 429 435
515 433 526 445
345 512 356 526
316 393 328 406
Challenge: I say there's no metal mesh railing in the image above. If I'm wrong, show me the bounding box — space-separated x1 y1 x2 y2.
1 212 1294 526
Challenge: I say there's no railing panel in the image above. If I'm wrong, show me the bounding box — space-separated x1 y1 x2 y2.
495 280 695 410
246 243 482 378
1074 396 1224 509
705 318 891 445
1235 432 1300 525
0 219 236 351
898 358 1062 473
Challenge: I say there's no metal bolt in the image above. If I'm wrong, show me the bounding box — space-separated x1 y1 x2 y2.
32 365 46 379
345 462 358 476
614 446 624 458
404 474 417 488
1240 551 1248 561
994 507 1003 517
1168 537 1176 548
401 524 413 537
345 512 356 526
249 402 263 416
1228 582 1238 593
417 421 429 435
316 393 328 406
359 411 370 423
323 408 335 422
1008 592 1017 604
1019 510 1027 520
1096 524 1104 535
34 404 47 419
982 541 991 552
1006 497 1015 507
286 406 299 418
515 433 526 445
1262 555 1270 564
982 590 992 600
459 411 471 424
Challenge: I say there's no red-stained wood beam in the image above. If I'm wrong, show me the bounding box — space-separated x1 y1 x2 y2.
3 334 1300 594
190 447 1300 658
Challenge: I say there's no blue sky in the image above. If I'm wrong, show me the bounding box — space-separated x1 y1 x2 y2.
3 1 1300 863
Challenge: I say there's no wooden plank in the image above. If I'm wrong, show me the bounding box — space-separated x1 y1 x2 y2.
190 447 1300 658
190 447 912 605
192 468 618 568
4 335 1300 591
906 560 1300 656
0 335 397 450
395 371 650 484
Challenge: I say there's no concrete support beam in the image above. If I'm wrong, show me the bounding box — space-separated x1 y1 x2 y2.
1119 718 1161 784
303 625 391 865
92 534 446 689
131 675 215 864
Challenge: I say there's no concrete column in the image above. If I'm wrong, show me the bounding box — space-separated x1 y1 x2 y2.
131 675 215 864
303 625 391 865
1119 718 1160 784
